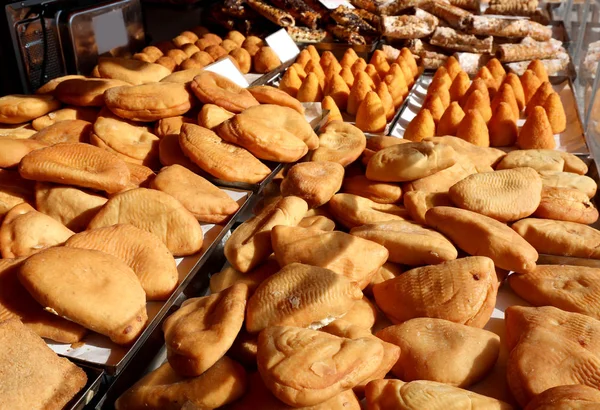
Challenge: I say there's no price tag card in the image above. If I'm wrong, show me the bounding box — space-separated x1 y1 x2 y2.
318 0 354 9
265 29 301 64
203 56 249 88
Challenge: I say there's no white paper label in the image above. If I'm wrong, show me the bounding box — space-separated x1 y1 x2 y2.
265 29 301 63
318 0 354 9
93 10 128 55
203 56 249 88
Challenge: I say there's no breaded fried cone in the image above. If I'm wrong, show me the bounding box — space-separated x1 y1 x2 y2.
297 72 324 103
527 59 549 83
432 86 451 109
355 71 376 90
486 58 506 86
370 50 391 76
324 63 342 84
543 92 566 134
437 101 465 136
322 96 344 124
464 89 492 123
521 69 542 105
525 81 554 116
518 106 555 149
163 284 248 376
364 64 382 87
456 109 490 147
305 59 326 90
444 55 462 80
404 108 435 142
449 71 470 103
351 58 367 77
503 72 526 110
325 73 351 111
475 66 498 97
492 83 520 121
385 71 407 109
489 102 518 147
279 66 303 98
290 63 307 80
320 51 340 71
356 91 387 133
460 78 490 108
400 47 419 77
306 45 320 62
347 77 372 116
398 58 415 87
341 48 359 68
422 95 445 123
296 49 312 67
377 82 395 121
339 67 355 88
430 67 452 93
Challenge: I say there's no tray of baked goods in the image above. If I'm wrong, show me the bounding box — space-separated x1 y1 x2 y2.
389 56 588 155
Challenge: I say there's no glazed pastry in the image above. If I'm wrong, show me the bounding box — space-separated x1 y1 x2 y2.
328 25 366 45
381 15 438 39
331 6 377 35
430 27 493 53
286 26 329 43
247 0 295 27
271 0 321 29
468 16 552 41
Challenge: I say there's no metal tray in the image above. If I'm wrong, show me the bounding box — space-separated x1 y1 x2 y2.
246 59 295 87
389 73 589 155
46 187 253 375
68 365 105 410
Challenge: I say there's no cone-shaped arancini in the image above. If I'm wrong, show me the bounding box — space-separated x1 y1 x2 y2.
322 96 343 124
306 45 320 62
386 69 409 107
365 64 382 87
377 82 395 121
356 71 376 90
423 95 445 123
341 48 359 68
297 72 323 102
543 92 566 134
400 48 419 77
464 89 492 123
431 67 452 91
450 71 470 103
456 109 490 147
520 69 542 106
398 58 415 87
502 73 526 110
491 84 520 121
429 86 451 109
404 109 435 142
460 78 490 107
486 58 506 86
325 73 351 111
475 66 498 98
527 60 549 83
279 66 303 97
356 91 387 133
388 64 409 95
525 81 553 116
517 106 555 149
324 63 342 84
489 102 518 147
320 51 339 70
437 101 465 136
351 58 368 77
444 56 462 80
347 77 373 115
296 49 311 68
370 50 391 77
339 67 355 88
305 59 326 90
290 63 307 80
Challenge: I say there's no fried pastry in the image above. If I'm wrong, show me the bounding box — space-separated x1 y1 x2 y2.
0 94 61 124
525 81 553 116
524 385 600 410
342 297 378 330
0 170 34 218
350 220 457 266
424 136 505 170
489 102 518 147
449 167 542 222
191 71 259 113
89 188 203 256
179 124 270 184
98 57 171 84
539 171 597 198
217 105 313 162
449 71 470 103
104 83 193 122
55 78 130 106
0 259 87 343
366 141 457 182
403 160 478 194
521 69 542 105
271 225 388 289
229 48 252 74
512 218 600 259
342 174 402 204
312 121 366 166
456 108 490 146
427 206 538 272
403 191 452 224
377 318 500 386
0 138 48 168
497 149 564 172
280 161 344 208
35 74 86 95
279 66 303 97
298 215 336 231
32 107 97 130
164 284 248 376
365 379 513 410
209 258 279 295
437 101 465 136
328 193 408 228
65 224 177 300
248 85 304 114
543 92 566 134
123 162 155 190
30 119 91 144
91 111 160 168
404 109 436 142
0 203 74 258
347 75 372 116
246 261 362 332
0 123 38 139
257 326 383 406
254 46 282 73
356 91 387 133
491 84 519 121
154 116 195 138
533 186 598 224
160 67 205 84
364 262 403 297
115 357 247 410
0 319 87 410
373 256 497 327
19 247 147 344
225 196 307 272
151 165 239 223
297 72 324 103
